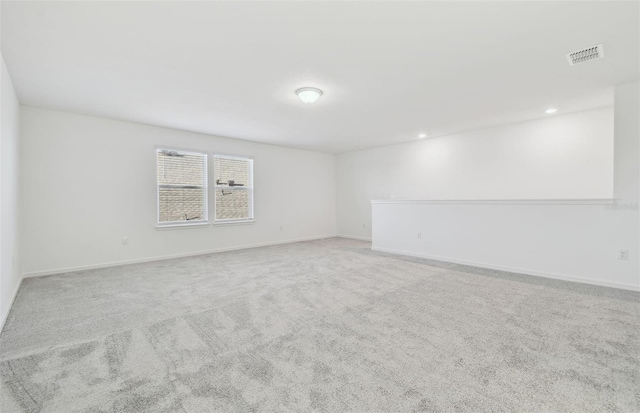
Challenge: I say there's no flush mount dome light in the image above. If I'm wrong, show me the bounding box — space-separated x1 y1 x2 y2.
418 133 427 139
296 87 323 103
545 108 558 114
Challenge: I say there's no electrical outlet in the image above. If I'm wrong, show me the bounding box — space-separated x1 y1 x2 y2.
279 225 283 231
618 250 629 260
122 236 129 245
362 223 366 228
417 232 422 239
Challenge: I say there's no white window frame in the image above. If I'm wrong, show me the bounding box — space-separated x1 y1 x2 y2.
156 147 209 228
213 154 254 224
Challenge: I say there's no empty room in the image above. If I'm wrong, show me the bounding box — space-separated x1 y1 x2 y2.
1 1 639 412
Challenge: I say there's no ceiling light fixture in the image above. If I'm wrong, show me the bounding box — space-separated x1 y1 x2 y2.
418 133 427 139
545 108 558 114
296 87 323 103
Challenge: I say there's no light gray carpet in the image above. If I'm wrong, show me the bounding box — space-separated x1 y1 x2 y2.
0 238 638 412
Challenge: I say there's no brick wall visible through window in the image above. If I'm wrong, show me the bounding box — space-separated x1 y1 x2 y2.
214 155 253 221
157 149 207 224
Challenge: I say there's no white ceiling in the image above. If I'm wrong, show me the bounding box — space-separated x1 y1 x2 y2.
2 1 638 153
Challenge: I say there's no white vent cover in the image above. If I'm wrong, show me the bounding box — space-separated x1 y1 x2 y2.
566 44 604 66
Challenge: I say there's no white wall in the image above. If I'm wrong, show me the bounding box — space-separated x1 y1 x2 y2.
337 107 614 240
1 55 22 328
20 107 336 276
368 83 639 291
371 200 638 290
12 84 637 293
614 82 640 203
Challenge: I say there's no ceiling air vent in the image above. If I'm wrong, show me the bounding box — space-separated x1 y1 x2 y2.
566 44 604 66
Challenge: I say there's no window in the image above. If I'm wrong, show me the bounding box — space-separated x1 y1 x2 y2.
214 155 253 222
157 148 208 225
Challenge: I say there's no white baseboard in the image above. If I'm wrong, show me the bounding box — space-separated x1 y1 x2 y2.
23 235 337 278
371 246 640 292
336 234 372 242
1 276 23 333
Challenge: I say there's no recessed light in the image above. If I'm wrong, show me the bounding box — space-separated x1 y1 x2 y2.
545 108 558 114
296 87 323 103
418 133 427 139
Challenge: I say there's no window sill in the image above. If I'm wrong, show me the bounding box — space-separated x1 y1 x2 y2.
213 219 255 226
156 222 209 230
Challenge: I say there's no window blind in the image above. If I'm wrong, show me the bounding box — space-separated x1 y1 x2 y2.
157 149 208 224
213 155 253 221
